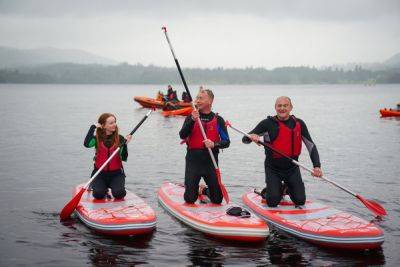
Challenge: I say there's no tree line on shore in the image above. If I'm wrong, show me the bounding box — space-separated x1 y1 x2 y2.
0 63 399 84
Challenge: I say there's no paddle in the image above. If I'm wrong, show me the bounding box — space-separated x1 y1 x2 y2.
59 109 154 220
225 121 387 217
162 26 230 204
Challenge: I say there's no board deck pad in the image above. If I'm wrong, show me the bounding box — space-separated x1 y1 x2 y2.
74 184 156 236
243 191 384 250
158 182 269 242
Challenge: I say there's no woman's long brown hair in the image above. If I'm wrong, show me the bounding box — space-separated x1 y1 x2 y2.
96 113 120 149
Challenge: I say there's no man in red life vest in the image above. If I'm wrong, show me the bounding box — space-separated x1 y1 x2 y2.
243 96 323 207
179 89 230 204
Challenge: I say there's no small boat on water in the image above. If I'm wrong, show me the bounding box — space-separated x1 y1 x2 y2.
162 106 193 117
134 96 192 109
379 108 400 117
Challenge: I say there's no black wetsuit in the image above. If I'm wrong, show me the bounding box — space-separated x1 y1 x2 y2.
243 115 320 207
84 125 128 199
179 112 230 204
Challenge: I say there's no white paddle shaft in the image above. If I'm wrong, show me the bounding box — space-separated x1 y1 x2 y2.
228 123 357 197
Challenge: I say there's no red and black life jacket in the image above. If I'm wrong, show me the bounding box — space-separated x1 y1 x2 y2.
269 116 302 158
94 141 122 171
186 115 221 149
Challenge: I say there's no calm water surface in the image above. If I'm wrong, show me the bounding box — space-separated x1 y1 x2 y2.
0 84 399 266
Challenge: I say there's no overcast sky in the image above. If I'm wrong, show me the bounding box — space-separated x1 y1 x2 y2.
0 0 399 68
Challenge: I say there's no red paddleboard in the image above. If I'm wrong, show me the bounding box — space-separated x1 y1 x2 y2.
74 184 156 236
243 191 384 250
158 182 269 242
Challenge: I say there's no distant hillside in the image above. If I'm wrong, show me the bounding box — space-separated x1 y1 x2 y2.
329 52 400 71
384 52 400 68
0 46 119 68
0 47 399 84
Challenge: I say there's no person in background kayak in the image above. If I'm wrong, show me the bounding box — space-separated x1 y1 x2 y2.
179 89 230 204
181 91 191 103
167 85 179 102
84 113 132 200
242 96 322 207
156 91 164 102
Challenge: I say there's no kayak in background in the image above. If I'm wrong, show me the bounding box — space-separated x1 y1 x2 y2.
134 96 165 109
134 96 192 109
158 182 269 242
243 191 384 250
380 108 400 117
73 184 156 236
162 106 193 117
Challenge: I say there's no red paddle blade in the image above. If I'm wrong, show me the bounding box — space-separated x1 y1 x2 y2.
356 194 387 217
215 168 230 204
59 187 86 220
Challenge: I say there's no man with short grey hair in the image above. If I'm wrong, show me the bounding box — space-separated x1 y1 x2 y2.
179 89 230 204
243 96 322 207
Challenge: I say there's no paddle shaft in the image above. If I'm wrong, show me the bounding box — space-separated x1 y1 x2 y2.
227 123 357 197
60 109 153 220
84 109 153 189
162 27 219 170
162 27 229 203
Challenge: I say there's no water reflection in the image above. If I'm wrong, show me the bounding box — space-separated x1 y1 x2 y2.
2 84 398 266
184 230 268 266
87 234 154 266
60 214 154 266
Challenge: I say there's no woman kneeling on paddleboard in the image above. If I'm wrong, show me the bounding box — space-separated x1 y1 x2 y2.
84 113 132 200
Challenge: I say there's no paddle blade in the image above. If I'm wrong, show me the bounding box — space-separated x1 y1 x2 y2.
356 194 387 217
215 168 230 204
59 187 86 220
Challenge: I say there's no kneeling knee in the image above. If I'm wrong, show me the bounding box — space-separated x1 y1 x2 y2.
112 189 126 199
184 192 197 204
266 194 281 207
93 191 106 200
210 195 223 204
292 196 305 206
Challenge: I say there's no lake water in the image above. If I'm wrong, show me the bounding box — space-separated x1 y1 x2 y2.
0 84 399 266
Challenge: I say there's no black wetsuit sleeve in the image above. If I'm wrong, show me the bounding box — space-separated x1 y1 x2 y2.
84 125 96 147
179 116 196 139
299 119 321 168
242 119 270 144
119 135 128 161
214 116 230 149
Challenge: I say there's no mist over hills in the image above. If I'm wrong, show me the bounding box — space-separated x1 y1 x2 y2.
0 46 399 84
0 46 119 68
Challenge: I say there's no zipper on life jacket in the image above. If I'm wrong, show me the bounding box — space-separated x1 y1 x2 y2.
291 128 294 158
107 146 110 171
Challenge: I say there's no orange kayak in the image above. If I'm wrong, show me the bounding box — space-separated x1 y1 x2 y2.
74 184 156 236
134 96 164 109
162 106 193 117
380 108 400 117
134 96 192 109
158 182 269 242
